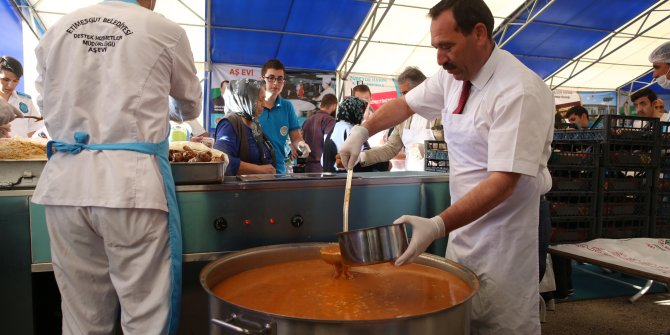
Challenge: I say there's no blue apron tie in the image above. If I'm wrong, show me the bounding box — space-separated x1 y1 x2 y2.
47 131 182 335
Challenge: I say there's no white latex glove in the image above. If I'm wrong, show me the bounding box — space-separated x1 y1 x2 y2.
0 124 11 138
339 125 369 170
296 141 311 159
0 99 23 125
394 215 446 266
358 151 367 166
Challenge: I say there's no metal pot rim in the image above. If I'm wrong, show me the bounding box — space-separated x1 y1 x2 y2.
200 242 480 323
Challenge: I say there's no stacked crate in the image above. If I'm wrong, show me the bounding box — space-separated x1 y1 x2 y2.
547 130 601 243
597 115 658 239
424 140 449 173
652 122 670 237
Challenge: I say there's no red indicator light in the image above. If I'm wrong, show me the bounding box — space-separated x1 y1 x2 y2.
244 219 251 225
269 218 276 225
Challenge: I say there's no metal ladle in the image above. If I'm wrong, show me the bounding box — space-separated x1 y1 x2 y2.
319 169 354 278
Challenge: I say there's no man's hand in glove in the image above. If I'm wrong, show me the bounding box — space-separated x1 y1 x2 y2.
0 99 23 125
296 141 311 159
338 125 369 170
394 215 446 266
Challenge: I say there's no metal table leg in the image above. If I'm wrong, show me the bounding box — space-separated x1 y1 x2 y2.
629 280 653 303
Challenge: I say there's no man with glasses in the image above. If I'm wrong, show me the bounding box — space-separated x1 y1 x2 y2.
259 59 310 174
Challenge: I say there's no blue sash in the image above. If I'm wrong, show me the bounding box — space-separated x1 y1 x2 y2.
47 131 182 335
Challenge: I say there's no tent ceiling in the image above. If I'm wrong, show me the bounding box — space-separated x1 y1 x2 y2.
10 0 670 94
342 0 526 78
209 0 372 71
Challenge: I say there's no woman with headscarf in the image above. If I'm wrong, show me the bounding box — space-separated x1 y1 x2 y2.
322 96 389 172
213 79 276 175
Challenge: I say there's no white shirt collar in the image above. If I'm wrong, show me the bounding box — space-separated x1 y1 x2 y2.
470 46 500 90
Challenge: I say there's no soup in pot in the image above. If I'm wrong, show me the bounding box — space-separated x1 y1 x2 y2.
212 259 472 321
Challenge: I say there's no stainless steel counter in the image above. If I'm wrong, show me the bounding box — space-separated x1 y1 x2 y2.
1 171 450 335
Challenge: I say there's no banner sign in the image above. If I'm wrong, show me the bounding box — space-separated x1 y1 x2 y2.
209 63 335 130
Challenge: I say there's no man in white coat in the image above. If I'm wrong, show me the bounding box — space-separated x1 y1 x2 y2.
32 0 202 334
339 0 554 333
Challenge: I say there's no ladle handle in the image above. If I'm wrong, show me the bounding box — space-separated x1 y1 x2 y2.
343 169 353 232
211 314 271 334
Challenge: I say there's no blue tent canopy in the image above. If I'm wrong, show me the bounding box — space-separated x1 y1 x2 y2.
210 0 372 71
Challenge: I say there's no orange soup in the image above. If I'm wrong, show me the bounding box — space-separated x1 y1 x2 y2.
212 259 472 320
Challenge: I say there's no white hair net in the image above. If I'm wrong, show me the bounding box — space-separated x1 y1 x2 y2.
649 41 670 63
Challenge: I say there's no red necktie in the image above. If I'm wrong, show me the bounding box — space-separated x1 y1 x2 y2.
452 81 471 114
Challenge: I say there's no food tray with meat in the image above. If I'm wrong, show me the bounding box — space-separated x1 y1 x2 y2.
168 141 228 184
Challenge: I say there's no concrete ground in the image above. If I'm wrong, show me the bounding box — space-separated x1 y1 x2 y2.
542 293 670 335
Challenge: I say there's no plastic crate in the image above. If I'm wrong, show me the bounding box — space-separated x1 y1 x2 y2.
425 140 448 172
549 142 599 167
660 148 670 168
602 143 656 167
551 217 596 243
660 121 670 147
600 167 651 192
650 217 670 238
597 115 660 143
546 194 596 217
550 167 597 192
552 130 604 142
598 217 649 239
599 194 650 216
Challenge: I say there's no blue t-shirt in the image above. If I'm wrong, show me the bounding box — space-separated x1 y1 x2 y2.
258 96 300 173
214 119 274 176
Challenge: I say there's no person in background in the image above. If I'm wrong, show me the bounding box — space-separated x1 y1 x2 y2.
297 80 304 98
211 79 228 114
0 56 43 137
214 79 275 175
358 67 443 171
259 59 310 174
353 84 374 121
322 96 368 172
0 98 22 137
565 105 591 129
631 87 658 117
301 93 337 173
31 0 202 334
650 41 670 90
654 98 666 115
187 119 210 140
315 77 335 103
338 0 554 332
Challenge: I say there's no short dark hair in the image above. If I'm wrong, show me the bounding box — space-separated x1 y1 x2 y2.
565 105 588 118
428 0 494 40
397 66 427 89
631 88 657 104
352 84 371 95
320 94 338 108
220 80 229 87
261 59 285 77
0 56 23 78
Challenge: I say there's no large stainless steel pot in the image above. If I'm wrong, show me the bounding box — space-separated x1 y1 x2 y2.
200 243 479 335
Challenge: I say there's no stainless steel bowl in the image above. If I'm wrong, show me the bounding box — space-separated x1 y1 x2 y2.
337 223 409 265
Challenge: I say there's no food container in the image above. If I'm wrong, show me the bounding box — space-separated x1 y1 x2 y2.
337 223 409 265
170 161 226 185
200 243 479 335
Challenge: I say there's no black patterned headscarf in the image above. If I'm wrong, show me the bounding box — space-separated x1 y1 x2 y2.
223 79 263 121
336 96 367 125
